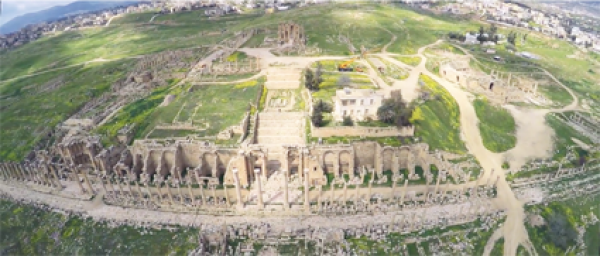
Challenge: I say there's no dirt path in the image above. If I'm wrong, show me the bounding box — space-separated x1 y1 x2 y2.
380 27 397 54
410 41 533 256
105 15 123 27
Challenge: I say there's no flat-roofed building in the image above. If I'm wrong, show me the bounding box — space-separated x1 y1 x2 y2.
332 88 384 121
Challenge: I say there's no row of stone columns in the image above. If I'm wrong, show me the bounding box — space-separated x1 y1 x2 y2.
0 162 69 191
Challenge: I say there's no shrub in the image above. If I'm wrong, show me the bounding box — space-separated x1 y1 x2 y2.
342 116 354 126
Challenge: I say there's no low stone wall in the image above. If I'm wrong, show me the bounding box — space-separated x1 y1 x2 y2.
311 125 415 138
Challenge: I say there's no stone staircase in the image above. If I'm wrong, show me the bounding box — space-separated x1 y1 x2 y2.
256 112 305 146
265 68 302 89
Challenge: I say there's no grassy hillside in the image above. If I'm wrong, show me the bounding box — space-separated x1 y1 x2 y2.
412 74 465 153
0 200 200 255
0 60 133 161
473 98 516 152
0 3 598 161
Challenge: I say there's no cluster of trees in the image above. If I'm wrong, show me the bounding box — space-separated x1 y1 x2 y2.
506 31 519 46
377 90 414 128
477 24 499 44
448 32 467 42
304 63 323 91
311 100 332 127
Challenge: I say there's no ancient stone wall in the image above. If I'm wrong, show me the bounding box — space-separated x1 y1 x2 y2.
311 125 415 138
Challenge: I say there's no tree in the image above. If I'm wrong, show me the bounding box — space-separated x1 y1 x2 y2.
489 24 498 40
507 32 517 46
311 104 324 127
342 116 354 126
304 68 314 90
377 90 413 127
477 26 487 44
314 100 333 113
311 111 323 127
313 62 323 91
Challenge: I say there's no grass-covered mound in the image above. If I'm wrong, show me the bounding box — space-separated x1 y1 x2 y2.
0 60 133 161
0 200 200 255
473 98 516 152
98 78 263 143
412 74 465 153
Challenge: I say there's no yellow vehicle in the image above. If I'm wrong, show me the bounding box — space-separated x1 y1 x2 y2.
338 57 357 72
337 46 381 72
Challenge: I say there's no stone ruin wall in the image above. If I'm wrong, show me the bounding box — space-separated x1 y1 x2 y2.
439 60 541 105
311 125 415 138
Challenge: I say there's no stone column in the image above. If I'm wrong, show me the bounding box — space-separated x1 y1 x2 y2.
99 174 109 194
125 177 135 198
298 150 304 179
443 181 450 201
49 164 62 189
367 180 373 204
81 167 94 194
233 168 243 208
391 177 397 201
8 163 18 181
261 154 267 179
135 180 143 199
176 181 185 204
0 163 8 180
283 169 289 209
116 177 126 198
224 183 230 206
73 170 85 194
199 183 206 205
343 183 348 205
16 163 26 181
317 185 322 212
355 181 360 204
155 176 164 203
211 185 217 205
400 179 408 205
166 180 175 204
330 180 335 204
303 168 310 213
254 168 264 208
433 174 441 198
107 174 118 195
144 181 155 205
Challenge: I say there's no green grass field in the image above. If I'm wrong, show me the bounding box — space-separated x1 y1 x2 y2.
0 200 200 255
473 98 516 152
0 60 134 161
412 74 466 153
395 56 422 66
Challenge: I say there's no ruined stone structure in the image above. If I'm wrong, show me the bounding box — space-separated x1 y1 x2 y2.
561 112 600 144
278 22 306 46
439 60 544 105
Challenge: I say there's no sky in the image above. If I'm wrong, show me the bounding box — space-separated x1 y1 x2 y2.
0 0 77 26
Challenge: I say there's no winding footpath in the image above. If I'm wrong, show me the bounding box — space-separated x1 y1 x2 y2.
415 42 532 256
